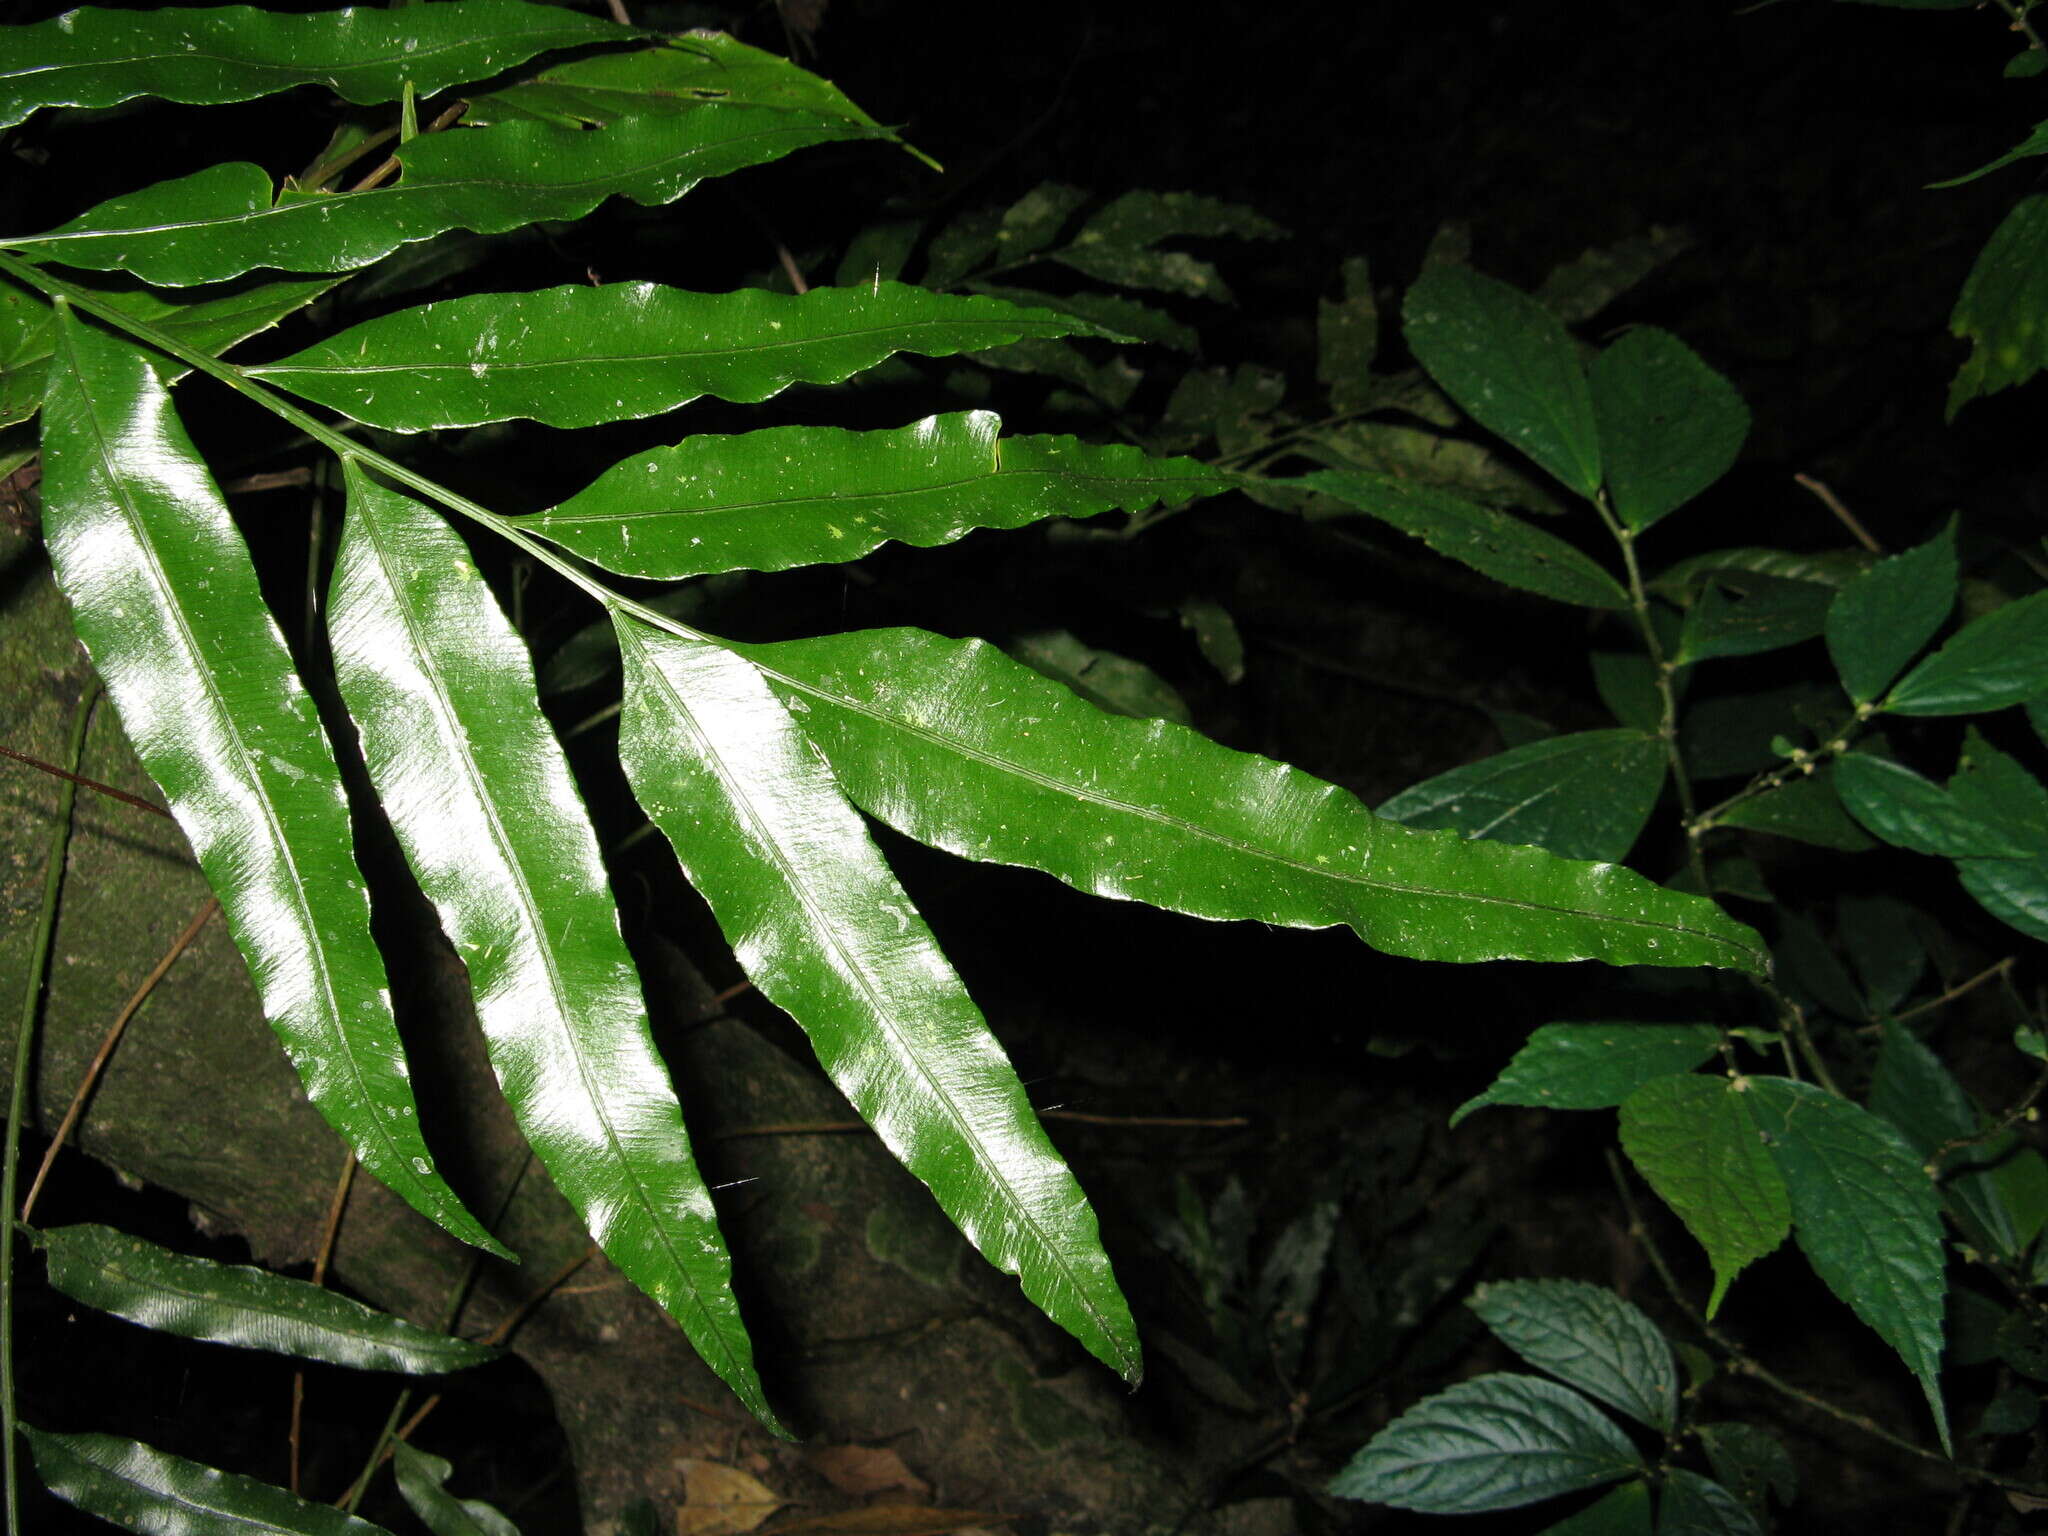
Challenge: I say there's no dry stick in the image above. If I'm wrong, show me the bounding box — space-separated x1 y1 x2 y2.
0 743 169 820
20 896 219 1223
346 1244 602 1492
1893 957 2015 1026
290 1152 359 1494
222 468 313 495
1794 472 1885 555
1607 1150 2048 1495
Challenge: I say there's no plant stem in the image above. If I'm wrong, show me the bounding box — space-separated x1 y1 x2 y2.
3 683 98 1536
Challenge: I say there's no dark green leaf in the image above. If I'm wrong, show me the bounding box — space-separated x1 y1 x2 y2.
990 182 1092 260
0 0 639 129
739 627 1768 970
1540 1480 1652 1535
1377 730 1667 863
1052 244 1234 302
1948 195 2048 416
921 206 1004 288
1773 908 1865 1021
1651 546 1873 604
1749 1076 1950 1452
1679 685 1841 780
1328 1372 1640 1512
1004 630 1191 724
1254 1201 1338 1381
834 218 920 290
1713 770 1876 852
1591 651 1662 733
392 1443 521 1536
1403 264 1602 500
327 469 775 1429
1674 573 1832 666
1694 1424 1795 1518
1951 727 2048 856
1825 520 1957 704
1159 364 1283 455
0 265 336 428
1468 1279 1678 1431
1074 189 1286 248
1536 227 1693 326
38 306 503 1258
1884 593 2048 720
1178 597 1246 685
39 1224 497 1372
1956 857 2048 944
253 286 1096 431
1871 1021 2029 1259
1837 894 1924 1014
1319 256 1379 412
964 336 1142 408
461 32 882 136
25 1427 391 1535
528 413 1226 578
1451 1023 1723 1126
968 282 1196 351
1589 326 1747 533
10 109 887 286
611 618 1138 1380
1835 751 2012 857
1301 415 1572 519
1657 1468 1764 1536
1619 1074 1789 1315
1303 469 1627 609
1976 1385 2041 1437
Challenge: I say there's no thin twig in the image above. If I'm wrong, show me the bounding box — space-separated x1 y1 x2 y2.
1794 473 1884 554
0 743 169 819
1607 1150 2048 1491
290 1152 358 1494
21 897 218 1223
222 468 313 495
1894 957 2015 1025
4 685 98 1536
1930 1053 2048 1168
341 1245 600 1495
351 100 467 193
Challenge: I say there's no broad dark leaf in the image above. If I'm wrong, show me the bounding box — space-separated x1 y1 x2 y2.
1589 326 1747 533
1468 1279 1678 1431
1451 1023 1722 1126
1329 1373 1640 1512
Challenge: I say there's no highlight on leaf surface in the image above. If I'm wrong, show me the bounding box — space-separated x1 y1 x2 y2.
327 467 777 1430
36 303 506 1259
26 1427 393 1536
0 0 644 128
38 1224 499 1373
733 627 1769 974
251 285 1108 431
528 412 1231 579
7 108 889 286
610 616 1140 1381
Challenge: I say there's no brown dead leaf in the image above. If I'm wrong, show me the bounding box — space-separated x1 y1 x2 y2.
676 1459 784 1536
761 1507 1009 1536
803 1445 929 1500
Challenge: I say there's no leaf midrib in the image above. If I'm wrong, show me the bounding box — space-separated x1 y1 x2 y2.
753 640 1760 965
352 489 752 1395
625 625 1133 1375
53 319 438 1217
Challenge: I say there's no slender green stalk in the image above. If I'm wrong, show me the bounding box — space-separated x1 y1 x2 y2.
3 683 98 1536
1590 494 1708 889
